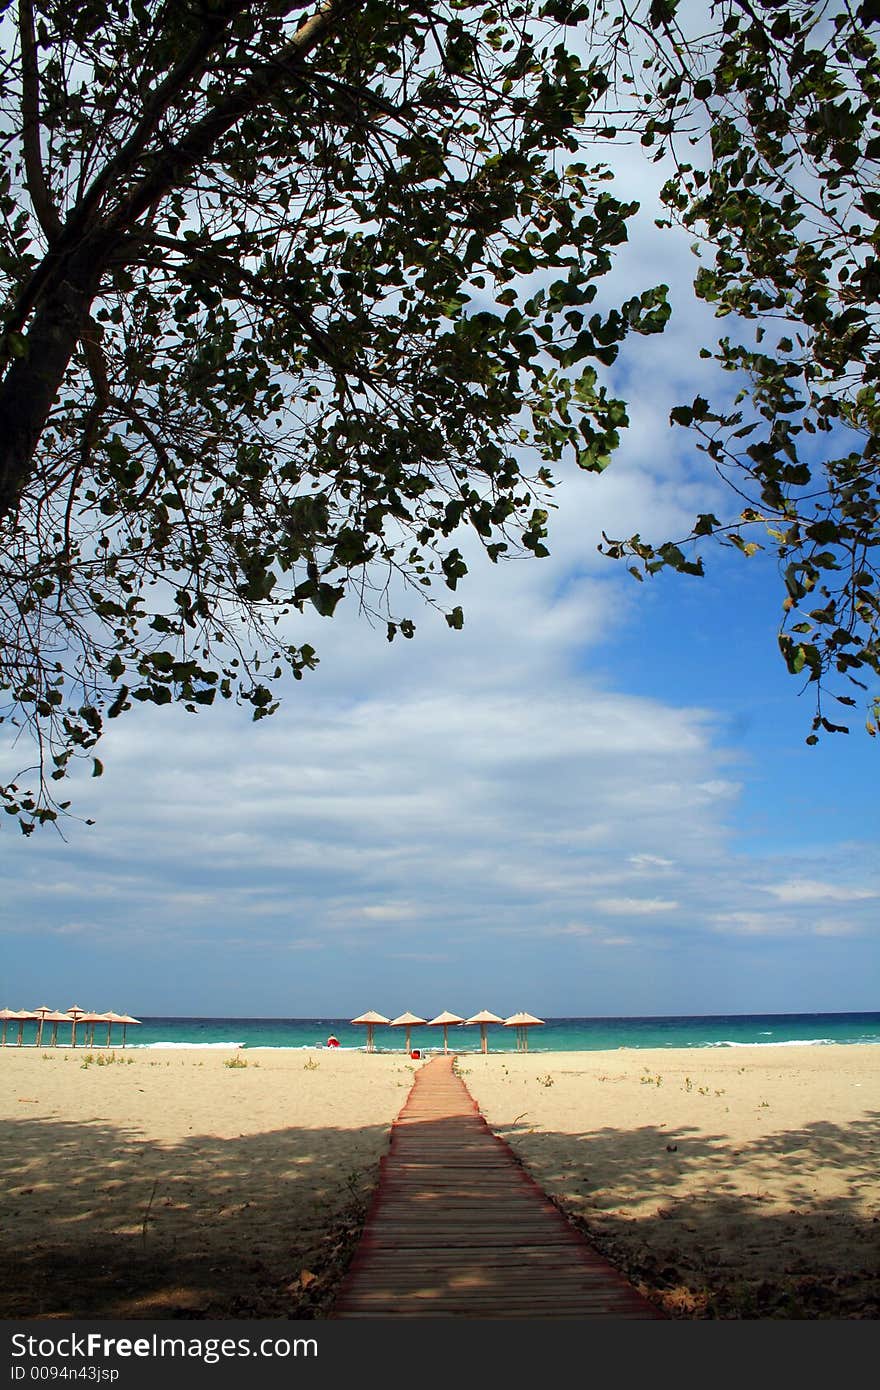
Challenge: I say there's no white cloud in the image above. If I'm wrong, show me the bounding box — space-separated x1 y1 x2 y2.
811 920 864 939
710 912 799 938
763 880 877 905
629 854 675 871
595 897 679 916
360 903 421 921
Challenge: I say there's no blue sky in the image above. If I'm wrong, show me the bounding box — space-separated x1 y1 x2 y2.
1 132 877 1022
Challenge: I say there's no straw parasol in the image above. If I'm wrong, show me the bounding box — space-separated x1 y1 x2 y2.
31 1005 54 1048
503 1011 545 1052
350 1010 390 1053
43 1011 72 1047
389 1011 427 1053
426 1010 465 1054
113 1013 141 1048
92 1012 117 1047
11 1010 39 1046
66 1004 87 1047
0 1008 19 1046
466 1009 505 1054
75 1010 107 1046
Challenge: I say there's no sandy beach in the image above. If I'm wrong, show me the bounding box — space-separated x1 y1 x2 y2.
1 1043 877 1319
461 1045 879 1318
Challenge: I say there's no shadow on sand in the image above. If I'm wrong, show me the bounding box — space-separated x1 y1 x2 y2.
3 1107 878 1319
2 1114 391 1319
491 1109 880 1318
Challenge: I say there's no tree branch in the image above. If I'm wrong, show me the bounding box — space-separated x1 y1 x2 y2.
0 3 358 530
18 0 63 243
110 0 360 231
73 0 258 228
3 1 359 343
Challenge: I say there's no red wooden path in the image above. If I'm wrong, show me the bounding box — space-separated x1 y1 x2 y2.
333 1055 664 1318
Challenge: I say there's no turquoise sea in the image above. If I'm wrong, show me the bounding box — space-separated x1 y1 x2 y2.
7 1011 879 1053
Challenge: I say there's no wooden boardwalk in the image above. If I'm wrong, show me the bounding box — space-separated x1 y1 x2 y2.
333 1055 664 1318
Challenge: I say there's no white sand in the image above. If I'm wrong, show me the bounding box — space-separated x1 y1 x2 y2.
460 1045 880 1317
2 1043 877 1318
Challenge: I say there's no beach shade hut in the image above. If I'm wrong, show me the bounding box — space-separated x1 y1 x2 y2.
113 1013 141 1048
31 1005 55 1048
504 1011 545 1053
350 1010 390 1053
43 1011 72 1047
95 1011 132 1046
426 1010 466 1054
92 1012 118 1047
11 1010 40 1047
389 1011 427 1054
0 1008 19 1046
66 1004 87 1047
77 1010 109 1046
466 1009 505 1055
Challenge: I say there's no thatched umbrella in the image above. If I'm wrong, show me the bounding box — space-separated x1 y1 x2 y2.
78 1011 109 1046
113 1013 141 1048
466 1009 505 1054
350 1010 390 1053
92 1012 116 1047
503 1011 545 1052
389 1011 427 1053
11 1010 39 1047
426 1010 465 1054
43 1011 72 1047
66 1004 87 1048
32 1005 55 1048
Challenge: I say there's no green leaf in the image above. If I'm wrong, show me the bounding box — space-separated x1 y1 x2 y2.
446 606 464 630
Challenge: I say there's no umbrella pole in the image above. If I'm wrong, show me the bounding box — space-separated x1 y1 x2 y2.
122 1025 127 1048
1 1021 6 1046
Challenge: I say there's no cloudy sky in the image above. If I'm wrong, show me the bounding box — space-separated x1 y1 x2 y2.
2 120 877 1022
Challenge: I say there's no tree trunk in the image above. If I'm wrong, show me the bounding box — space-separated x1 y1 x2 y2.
0 236 108 525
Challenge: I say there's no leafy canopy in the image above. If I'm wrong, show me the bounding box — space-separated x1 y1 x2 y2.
1 0 878 834
598 0 880 742
0 0 669 831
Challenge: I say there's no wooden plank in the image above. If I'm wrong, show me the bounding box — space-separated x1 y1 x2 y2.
332 1055 663 1319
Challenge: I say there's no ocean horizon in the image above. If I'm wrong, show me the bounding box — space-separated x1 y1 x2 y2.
4 1010 879 1054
